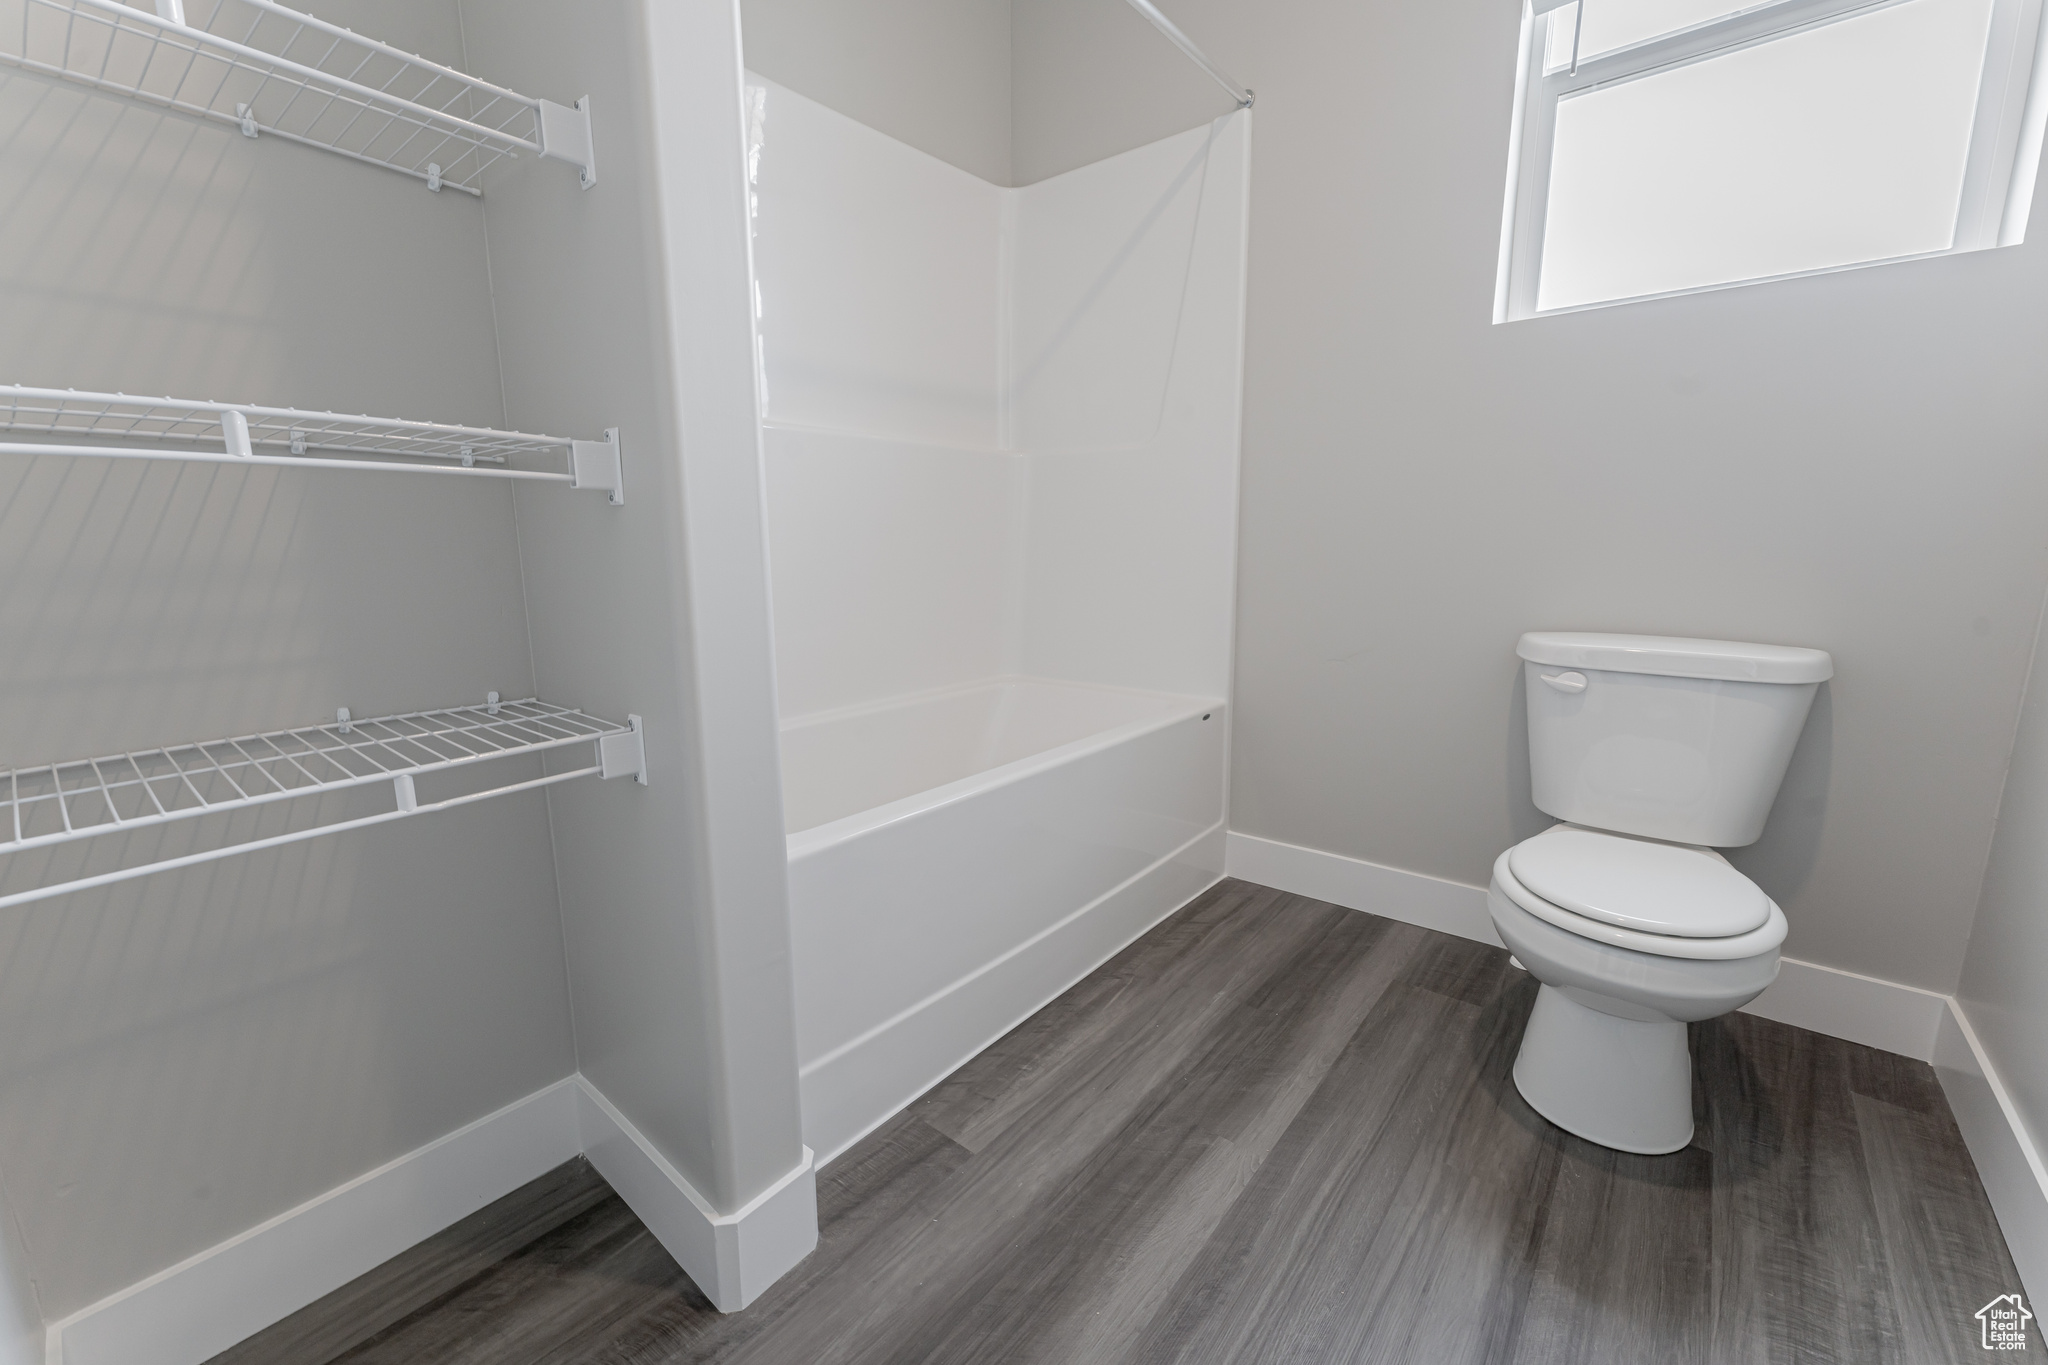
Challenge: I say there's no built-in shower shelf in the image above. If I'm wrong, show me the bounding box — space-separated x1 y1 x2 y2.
0 386 624 500
0 697 646 909
0 0 595 194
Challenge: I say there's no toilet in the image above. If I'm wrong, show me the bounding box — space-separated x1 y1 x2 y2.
1494 632 1833 1154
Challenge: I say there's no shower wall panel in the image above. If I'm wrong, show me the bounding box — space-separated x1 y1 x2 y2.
765 428 1022 720
748 77 1002 449
1007 124 1211 452
750 74 1248 719
1016 114 1250 701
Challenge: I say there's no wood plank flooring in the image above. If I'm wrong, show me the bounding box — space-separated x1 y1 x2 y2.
212 879 2039 1364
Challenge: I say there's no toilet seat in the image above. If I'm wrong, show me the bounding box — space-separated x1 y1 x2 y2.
1508 825 1770 937
1493 845 1787 961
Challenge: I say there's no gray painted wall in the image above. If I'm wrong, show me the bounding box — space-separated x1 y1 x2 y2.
1009 0 2048 994
741 0 1014 183
463 0 808 1214
735 0 1242 187
1011 0 1237 184
0 0 577 1319
1957 585 2048 1210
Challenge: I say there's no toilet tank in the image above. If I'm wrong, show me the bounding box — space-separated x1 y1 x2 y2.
1519 633 1833 848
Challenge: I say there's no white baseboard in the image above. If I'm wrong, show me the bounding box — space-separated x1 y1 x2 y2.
575 1080 816 1312
1742 957 1948 1061
1225 830 1501 947
800 823 1226 1166
47 1074 819 1363
1224 830 1946 1061
47 1077 584 1365
1935 1000 2048 1308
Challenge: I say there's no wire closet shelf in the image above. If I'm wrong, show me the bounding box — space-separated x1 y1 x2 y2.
0 386 624 498
0 0 595 193
0 699 647 909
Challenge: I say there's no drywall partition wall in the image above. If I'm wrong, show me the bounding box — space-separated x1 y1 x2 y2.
1012 0 2048 996
740 0 1013 184
0 0 577 1332
0 1197 29 1365
462 0 815 1309
1951 588 2048 1297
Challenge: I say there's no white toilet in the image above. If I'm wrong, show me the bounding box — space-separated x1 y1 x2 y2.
1494 632 1833 1155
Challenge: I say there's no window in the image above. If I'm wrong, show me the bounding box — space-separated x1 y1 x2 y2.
1496 0 2048 318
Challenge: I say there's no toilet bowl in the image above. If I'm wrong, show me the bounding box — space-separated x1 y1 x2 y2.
1489 828 1784 1153
1498 632 1830 1155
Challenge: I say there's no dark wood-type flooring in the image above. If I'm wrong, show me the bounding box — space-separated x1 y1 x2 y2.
213 879 2039 1364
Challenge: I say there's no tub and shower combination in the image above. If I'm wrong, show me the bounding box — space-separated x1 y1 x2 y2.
748 75 1251 1161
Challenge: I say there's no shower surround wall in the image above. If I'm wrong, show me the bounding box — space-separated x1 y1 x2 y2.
747 77 1250 1161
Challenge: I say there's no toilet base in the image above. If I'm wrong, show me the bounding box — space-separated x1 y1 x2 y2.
1512 984 1694 1154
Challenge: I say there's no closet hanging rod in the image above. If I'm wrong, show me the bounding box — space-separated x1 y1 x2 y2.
0 699 648 911
0 386 625 501
0 0 596 194
1122 0 1253 107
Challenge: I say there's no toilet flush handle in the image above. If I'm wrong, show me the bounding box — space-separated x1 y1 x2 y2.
1539 670 1588 694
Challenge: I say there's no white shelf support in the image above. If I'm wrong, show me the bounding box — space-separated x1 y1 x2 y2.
570 429 625 505
599 715 647 785
2 0 596 195
538 96 597 190
221 409 252 458
0 386 622 494
0 699 648 911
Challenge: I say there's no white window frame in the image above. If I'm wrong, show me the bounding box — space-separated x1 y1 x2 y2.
1495 0 2048 320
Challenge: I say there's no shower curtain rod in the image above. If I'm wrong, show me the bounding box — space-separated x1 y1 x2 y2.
1123 0 1254 107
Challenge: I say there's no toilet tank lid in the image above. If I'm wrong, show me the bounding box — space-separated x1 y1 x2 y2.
1517 632 1833 684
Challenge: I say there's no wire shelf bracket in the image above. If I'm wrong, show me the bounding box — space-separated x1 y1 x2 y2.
0 698 647 910
0 386 626 501
1 0 597 194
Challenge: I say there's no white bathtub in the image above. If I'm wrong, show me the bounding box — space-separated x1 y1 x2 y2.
784 676 1227 1161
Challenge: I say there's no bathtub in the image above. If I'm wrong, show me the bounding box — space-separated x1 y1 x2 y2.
784 676 1228 1161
